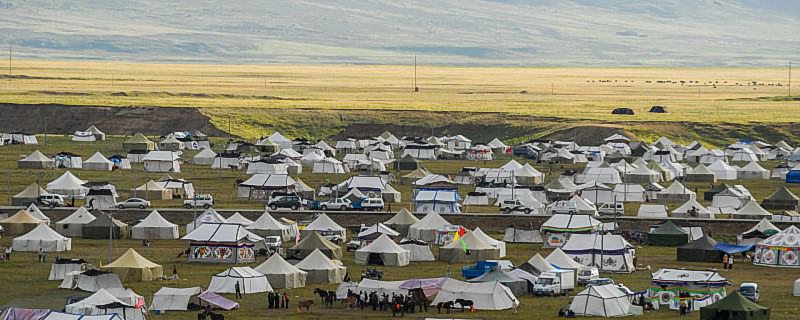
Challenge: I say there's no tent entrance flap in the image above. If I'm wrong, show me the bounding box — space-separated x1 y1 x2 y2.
368 253 385 265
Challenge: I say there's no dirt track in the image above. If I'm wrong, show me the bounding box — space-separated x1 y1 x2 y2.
0 103 227 136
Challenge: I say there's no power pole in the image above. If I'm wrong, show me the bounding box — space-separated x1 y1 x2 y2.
413 55 418 92
7 44 11 81
790 61 792 97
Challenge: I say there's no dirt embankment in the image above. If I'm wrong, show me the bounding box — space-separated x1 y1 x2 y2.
0 103 227 136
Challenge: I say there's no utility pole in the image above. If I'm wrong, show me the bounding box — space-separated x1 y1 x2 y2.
108 212 114 263
111 74 114 87
413 56 418 92
7 44 11 81
789 61 792 97
265 76 267 89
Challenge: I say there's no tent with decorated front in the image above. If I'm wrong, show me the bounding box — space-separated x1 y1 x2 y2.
648 268 730 311
182 223 262 263
753 225 800 267
561 233 635 273
540 213 602 248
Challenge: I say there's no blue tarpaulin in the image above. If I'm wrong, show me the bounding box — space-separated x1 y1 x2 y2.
714 242 754 254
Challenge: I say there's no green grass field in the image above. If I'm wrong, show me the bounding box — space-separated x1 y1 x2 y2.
2 136 800 319
1 60 798 142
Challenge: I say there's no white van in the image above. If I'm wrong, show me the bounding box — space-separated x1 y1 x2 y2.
598 203 625 215
38 194 65 207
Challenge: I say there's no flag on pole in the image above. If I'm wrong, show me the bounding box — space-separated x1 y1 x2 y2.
457 226 469 253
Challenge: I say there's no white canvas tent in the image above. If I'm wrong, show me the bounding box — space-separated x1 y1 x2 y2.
733 200 773 220
672 198 714 219
439 231 500 263
49 258 88 281
570 284 634 317
192 148 217 165
612 184 646 202
407 212 452 242
518 253 556 276
26 203 50 223
295 249 347 284
65 288 146 320
562 234 635 273
18 150 54 169
431 278 519 311
254 254 307 289
471 227 507 257
355 234 410 266
131 210 179 239
12 223 72 252
61 270 123 292
708 159 738 180
186 208 227 233
82 152 113 171
226 212 254 227
398 238 435 261
737 161 770 180
150 287 202 312
638 204 669 218
301 213 346 239
143 151 181 172
246 211 291 240
207 267 271 294
503 227 543 243
47 171 88 197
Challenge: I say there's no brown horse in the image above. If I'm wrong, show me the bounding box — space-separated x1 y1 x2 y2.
342 296 358 310
407 288 430 312
296 300 314 313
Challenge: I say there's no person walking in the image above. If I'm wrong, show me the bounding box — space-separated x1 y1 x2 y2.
234 281 242 299
722 254 728 270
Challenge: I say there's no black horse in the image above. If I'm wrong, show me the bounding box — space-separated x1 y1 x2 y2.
313 288 335 307
455 298 474 311
436 301 454 314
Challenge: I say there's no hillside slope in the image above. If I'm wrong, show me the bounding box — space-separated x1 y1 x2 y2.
0 0 796 65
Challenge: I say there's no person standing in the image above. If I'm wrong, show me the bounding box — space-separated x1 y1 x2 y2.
4 246 11 261
234 281 242 299
267 292 273 309
283 292 289 309
722 254 728 270
37 248 43 263
728 255 734 270
42 250 48 263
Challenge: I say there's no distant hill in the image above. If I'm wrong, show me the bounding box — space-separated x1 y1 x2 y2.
0 0 797 66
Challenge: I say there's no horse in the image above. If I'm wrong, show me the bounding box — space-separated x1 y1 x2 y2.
296 300 314 313
342 296 358 310
436 301 454 314
313 288 335 307
407 288 430 312
455 299 475 312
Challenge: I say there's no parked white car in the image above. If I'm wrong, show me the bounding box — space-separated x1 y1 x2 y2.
598 203 624 216
359 198 385 211
499 199 537 214
320 198 352 211
38 194 65 208
184 194 214 209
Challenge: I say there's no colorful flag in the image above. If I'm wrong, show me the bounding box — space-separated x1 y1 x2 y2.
458 226 469 253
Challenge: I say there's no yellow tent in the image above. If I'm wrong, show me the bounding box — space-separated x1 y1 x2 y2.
103 248 163 282
0 210 45 235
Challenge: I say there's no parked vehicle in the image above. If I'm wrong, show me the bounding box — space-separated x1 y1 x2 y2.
117 198 151 209
500 199 537 214
38 194 65 208
549 200 578 214
264 236 282 250
267 195 302 210
319 198 352 211
355 198 385 211
184 194 214 209
598 203 624 216
533 270 575 296
577 267 600 285
586 277 615 287
739 282 759 302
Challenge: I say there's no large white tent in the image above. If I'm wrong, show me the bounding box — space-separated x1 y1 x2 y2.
226 212 254 227
208 267 272 294
431 278 519 311
49 258 88 281
12 223 72 252
65 288 146 320
671 198 714 219
708 159 738 180
561 234 635 273
611 184 646 202
254 253 307 289
246 211 291 240
301 213 346 240
143 151 181 172
150 287 202 312
56 207 96 237
398 238 435 261
186 208 227 233
354 234 410 266
131 210 179 239
733 200 773 220
18 150 54 169
754 225 800 267
60 269 123 292
192 148 217 165
471 227 507 257
83 152 114 171
737 161 770 180
295 248 347 284
407 212 451 242
570 284 634 317
637 204 669 218
47 171 88 197
439 231 500 263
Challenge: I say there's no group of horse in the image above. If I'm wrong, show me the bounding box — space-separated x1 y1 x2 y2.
309 287 474 316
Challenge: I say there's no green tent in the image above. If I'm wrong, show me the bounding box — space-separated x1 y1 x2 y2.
647 221 689 246
677 235 723 262
700 291 770 320
704 183 732 201
761 186 800 210
396 154 421 171
122 133 156 152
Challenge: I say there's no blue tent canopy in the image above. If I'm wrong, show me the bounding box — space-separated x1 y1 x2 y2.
714 242 754 254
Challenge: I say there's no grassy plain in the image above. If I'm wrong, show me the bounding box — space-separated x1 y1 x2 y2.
0 60 797 141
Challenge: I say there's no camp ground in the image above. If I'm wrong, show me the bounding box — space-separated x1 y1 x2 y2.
2 133 800 319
